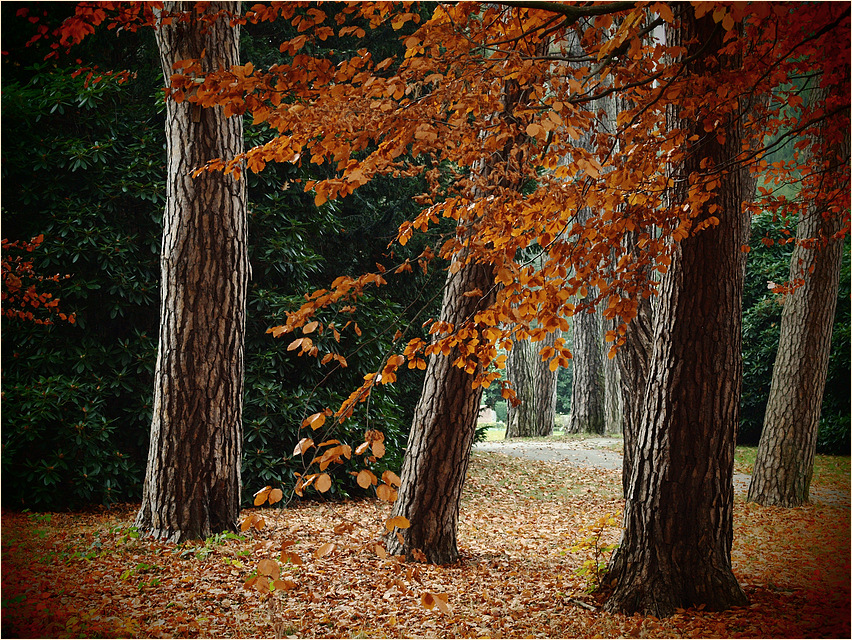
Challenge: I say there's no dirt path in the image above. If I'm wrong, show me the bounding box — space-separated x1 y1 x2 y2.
473 437 849 507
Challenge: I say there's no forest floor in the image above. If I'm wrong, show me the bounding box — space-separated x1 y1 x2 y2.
2 437 849 639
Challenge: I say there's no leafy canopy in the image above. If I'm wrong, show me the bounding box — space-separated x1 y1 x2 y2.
42 0 850 442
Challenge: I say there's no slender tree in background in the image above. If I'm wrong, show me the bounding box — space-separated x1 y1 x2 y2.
135 2 248 542
567 292 605 435
603 6 749 615
748 86 850 507
505 327 558 438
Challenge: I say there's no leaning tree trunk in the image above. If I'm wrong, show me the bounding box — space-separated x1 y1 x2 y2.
604 7 748 617
386 259 496 564
505 329 559 438
136 2 247 542
748 90 847 507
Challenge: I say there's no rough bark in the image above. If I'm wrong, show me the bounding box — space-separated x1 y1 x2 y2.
505 329 559 438
602 340 623 436
748 91 848 507
386 259 496 564
135 2 247 542
565 69 606 436
614 249 653 497
568 298 605 434
604 8 748 616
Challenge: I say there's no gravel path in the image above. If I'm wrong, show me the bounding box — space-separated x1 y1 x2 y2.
473 437 849 507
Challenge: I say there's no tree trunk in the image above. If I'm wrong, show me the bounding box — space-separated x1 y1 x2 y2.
604 8 748 617
386 259 496 564
748 88 847 507
135 2 247 542
614 249 653 498
505 330 559 438
565 93 606 436
602 339 623 436
568 299 605 434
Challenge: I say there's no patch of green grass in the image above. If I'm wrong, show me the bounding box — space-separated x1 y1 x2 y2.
734 446 758 475
734 446 850 490
484 427 505 442
812 454 850 488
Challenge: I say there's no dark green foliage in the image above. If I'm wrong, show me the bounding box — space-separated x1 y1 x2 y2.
1 7 443 509
1 13 163 507
740 213 850 454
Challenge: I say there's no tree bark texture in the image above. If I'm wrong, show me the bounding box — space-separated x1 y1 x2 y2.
604 8 748 616
136 2 247 542
568 299 605 434
602 339 623 436
748 90 848 507
505 330 559 438
614 244 653 497
601 73 648 486
565 88 606 436
386 260 496 564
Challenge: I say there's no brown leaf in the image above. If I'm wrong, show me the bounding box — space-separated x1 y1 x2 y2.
253 486 272 506
254 575 271 593
257 558 280 579
293 437 314 456
357 469 378 489
268 488 283 504
376 483 397 502
314 542 336 559
274 576 297 591
316 473 332 493
434 593 451 614
382 470 402 487
385 515 410 531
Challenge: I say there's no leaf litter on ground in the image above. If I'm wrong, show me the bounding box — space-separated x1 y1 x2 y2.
1 447 849 638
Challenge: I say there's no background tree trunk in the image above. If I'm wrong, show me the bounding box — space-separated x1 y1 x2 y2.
748 89 848 506
135 2 247 542
505 329 558 438
567 298 605 434
604 7 748 616
386 259 496 564
602 340 623 436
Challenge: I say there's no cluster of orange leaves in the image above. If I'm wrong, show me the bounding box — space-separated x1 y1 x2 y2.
1 235 75 325
34 0 850 554
35 0 848 491
178 1 848 429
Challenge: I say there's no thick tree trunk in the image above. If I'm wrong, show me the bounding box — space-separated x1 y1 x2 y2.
568 299 605 434
136 2 247 542
604 8 748 617
748 93 847 506
386 259 496 564
505 330 558 438
614 254 652 497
